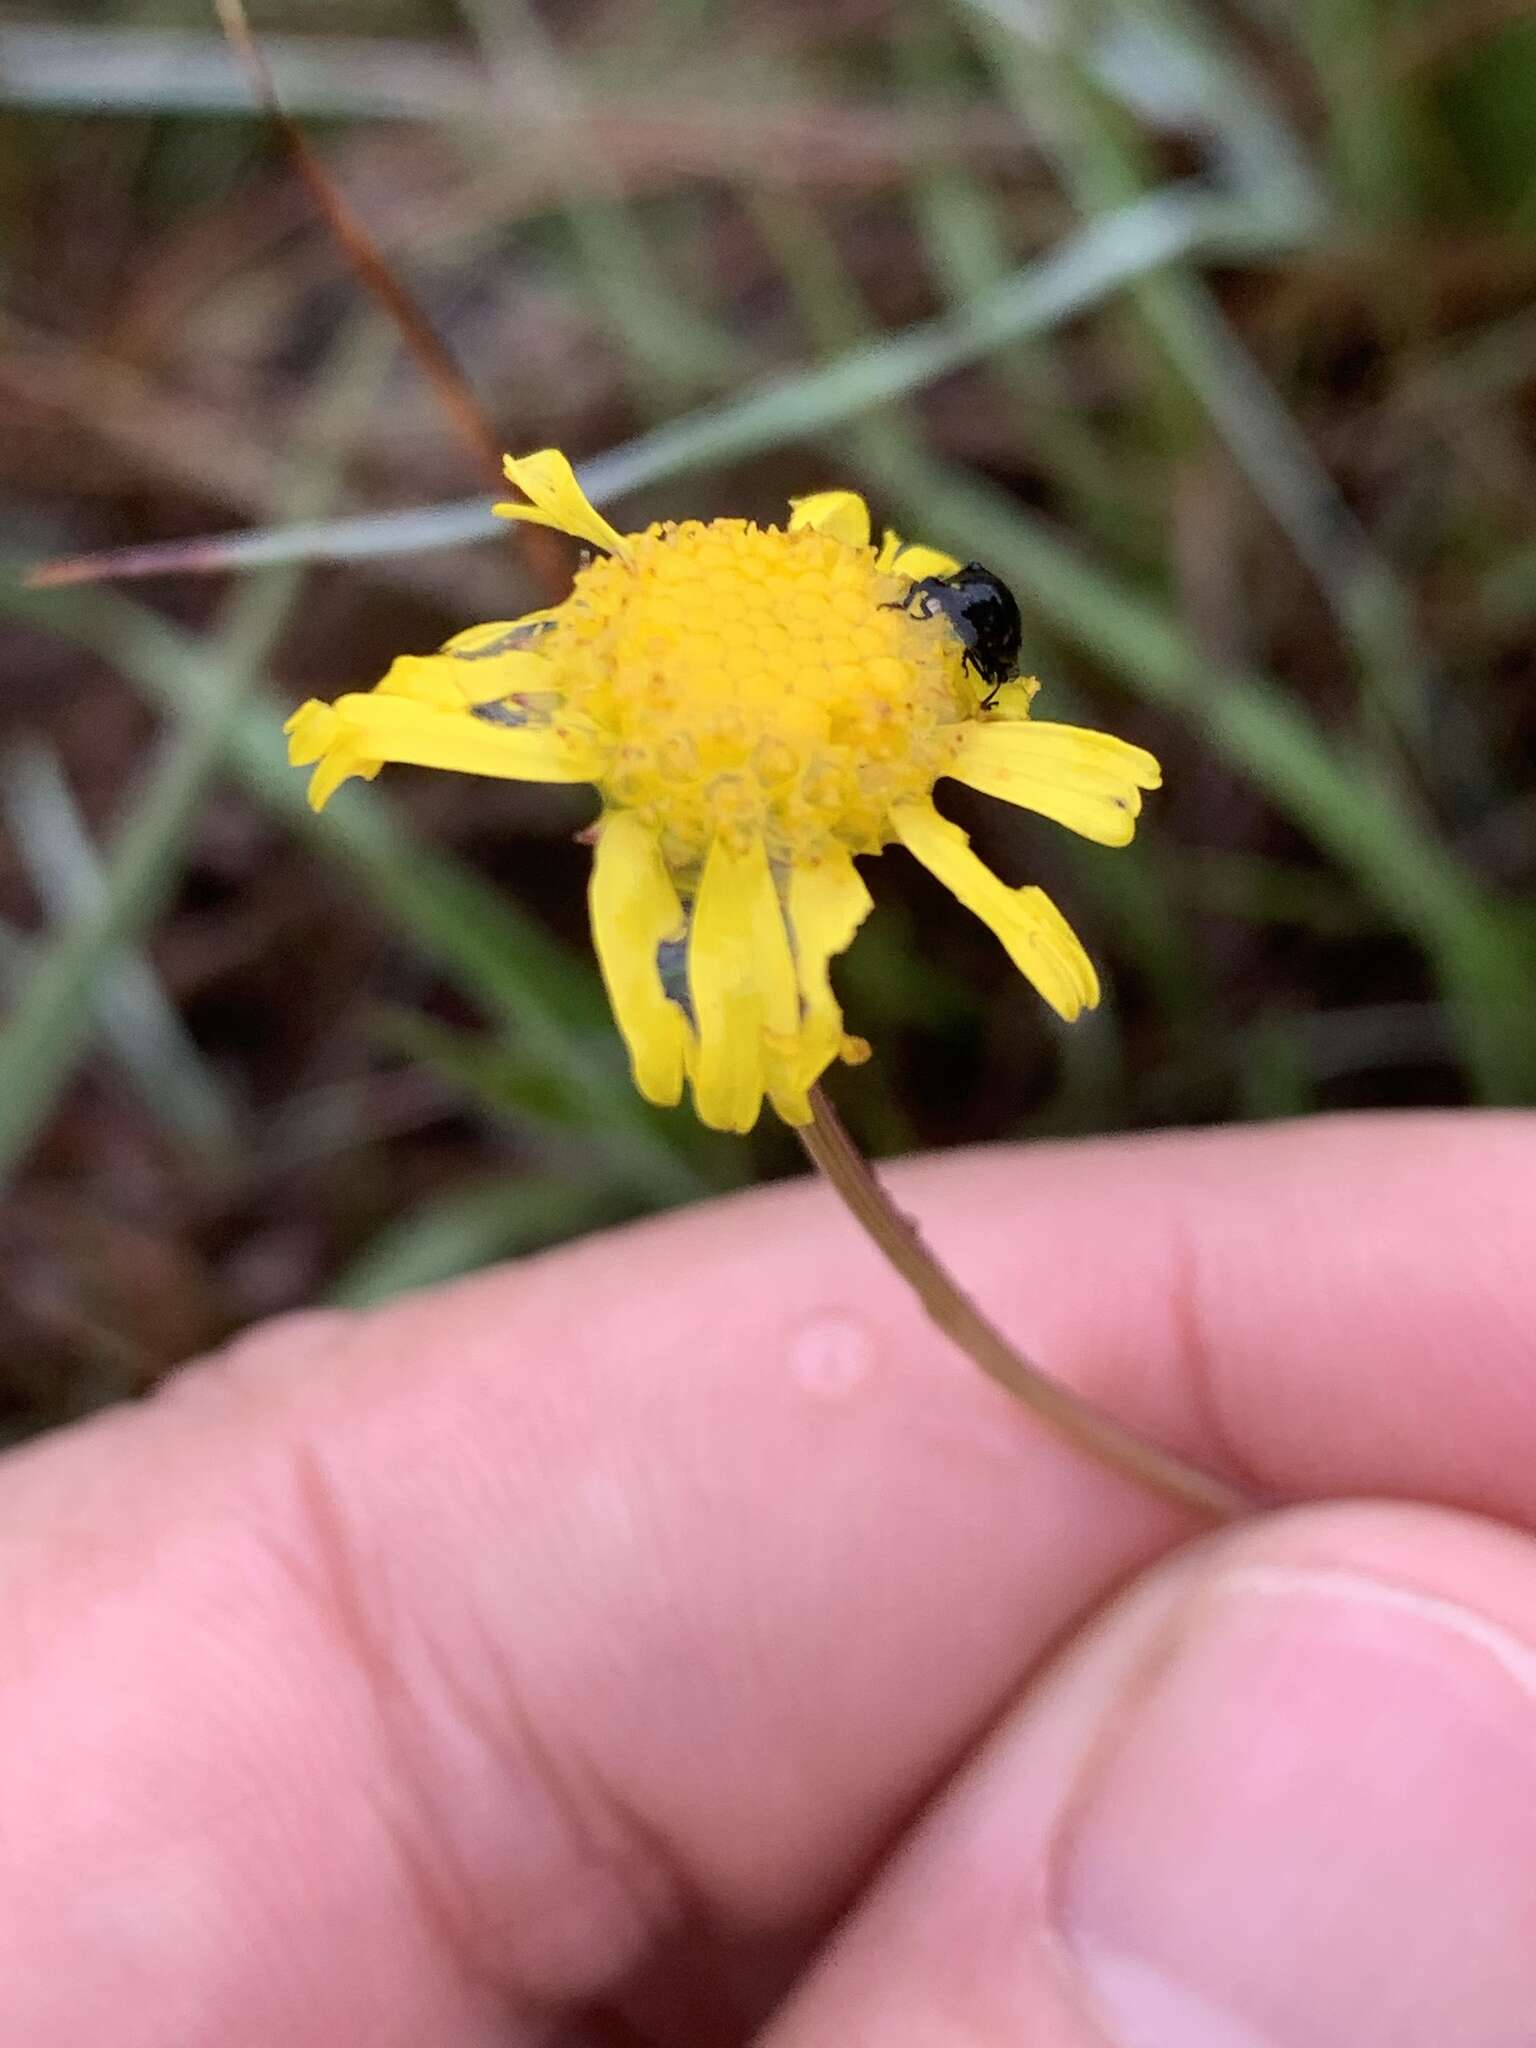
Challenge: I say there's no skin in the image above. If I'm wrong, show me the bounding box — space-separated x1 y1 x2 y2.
2 1110 1535 2046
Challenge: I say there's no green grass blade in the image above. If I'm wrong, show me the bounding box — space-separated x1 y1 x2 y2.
970 13 1433 758
34 177 1295 588
0 741 239 1157
0 578 723 1204
0 569 297 1179
855 444 1536 1101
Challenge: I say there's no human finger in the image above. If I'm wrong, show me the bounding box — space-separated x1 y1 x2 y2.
760 1497 1536 2048
0 1115 1531 2046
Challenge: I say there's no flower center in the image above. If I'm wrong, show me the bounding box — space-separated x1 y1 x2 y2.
550 519 973 872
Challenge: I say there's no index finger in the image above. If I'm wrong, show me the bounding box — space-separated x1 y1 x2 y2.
1 1111 1531 2046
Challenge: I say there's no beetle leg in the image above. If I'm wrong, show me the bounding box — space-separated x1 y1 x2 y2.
965 652 1005 710
881 584 936 621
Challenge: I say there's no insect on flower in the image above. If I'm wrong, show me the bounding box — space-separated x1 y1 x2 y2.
883 560 1023 709
286 451 1161 1133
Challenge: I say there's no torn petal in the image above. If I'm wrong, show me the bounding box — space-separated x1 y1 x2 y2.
787 491 872 549
495 449 634 563
687 835 797 1133
588 811 689 1108
306 743 382 811
948 721 1162 848
891 799 1099 1019
284 700 382 810
876 528 962 580
766 851 874 1124
284 698 341 765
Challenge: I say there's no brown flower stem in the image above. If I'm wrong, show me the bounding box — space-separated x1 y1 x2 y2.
799 1087 1256 1523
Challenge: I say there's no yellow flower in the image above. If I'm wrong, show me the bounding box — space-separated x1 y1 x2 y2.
286 450 1160 1132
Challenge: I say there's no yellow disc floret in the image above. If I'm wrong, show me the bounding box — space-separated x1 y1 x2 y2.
555 518 972 875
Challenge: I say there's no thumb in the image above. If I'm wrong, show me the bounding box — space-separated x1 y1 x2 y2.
762 1501 1536 2048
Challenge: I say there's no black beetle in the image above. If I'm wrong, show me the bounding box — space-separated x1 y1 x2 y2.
883 560 1022 708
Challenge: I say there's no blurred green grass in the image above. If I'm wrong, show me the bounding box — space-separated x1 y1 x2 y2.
0 0 1533 1432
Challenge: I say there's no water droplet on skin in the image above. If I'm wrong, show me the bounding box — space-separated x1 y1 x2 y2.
789 1309 875 1397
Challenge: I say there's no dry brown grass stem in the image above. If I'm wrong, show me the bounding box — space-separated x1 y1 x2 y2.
210 0 569 605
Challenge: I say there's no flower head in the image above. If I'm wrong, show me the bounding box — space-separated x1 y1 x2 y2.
286 450 1160 1131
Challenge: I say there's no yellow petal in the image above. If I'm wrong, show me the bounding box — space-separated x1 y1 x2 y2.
787 490 871 549
876 527 963 579
441 611 562 658
284 698 341 764
766 852 874 1124
981 674 1042 716
307 744 382 811
687 835 797 1133
372 655 466 711
326 693 600 783
284 703 382 811
891 800 1100 1020
948 721 1162 848
588 811 689 1108
435 614 565 706
494 449 634 563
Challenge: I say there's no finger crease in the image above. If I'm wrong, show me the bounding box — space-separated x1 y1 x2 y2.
1164 1205 1264 1498
277 1426 694 2016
